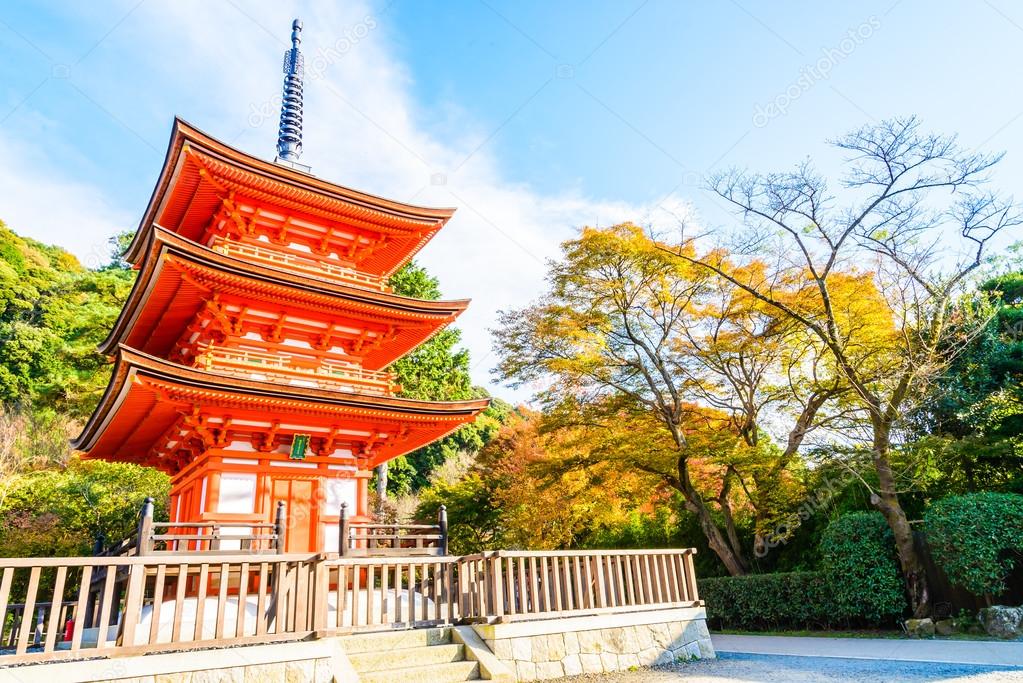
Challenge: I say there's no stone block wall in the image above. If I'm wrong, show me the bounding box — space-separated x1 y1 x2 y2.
6 638 355 683
101 657 335 683
475 606 714 681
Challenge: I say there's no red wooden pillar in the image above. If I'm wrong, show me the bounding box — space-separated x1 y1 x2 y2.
355 469 372 518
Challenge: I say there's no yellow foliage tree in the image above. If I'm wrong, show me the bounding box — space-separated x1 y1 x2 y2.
495 224 851 574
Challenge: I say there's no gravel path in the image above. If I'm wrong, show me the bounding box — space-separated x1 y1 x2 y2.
552 652 1023 682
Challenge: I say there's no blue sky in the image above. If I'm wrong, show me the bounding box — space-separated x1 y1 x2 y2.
1 1 1022 400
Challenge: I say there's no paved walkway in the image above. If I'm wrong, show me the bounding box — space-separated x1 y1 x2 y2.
555 652 1023 682
713 634 1023 667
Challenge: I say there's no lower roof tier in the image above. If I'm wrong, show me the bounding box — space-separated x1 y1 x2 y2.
101 227 469 370
73 346 490 475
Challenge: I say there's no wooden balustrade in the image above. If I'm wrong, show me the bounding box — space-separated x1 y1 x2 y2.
317 555 464 632
196 346 396 394
478 549 701 623
0 553 320 664
0 547 700 665
210 238 390 292
338 504 448 557
101 500 286 557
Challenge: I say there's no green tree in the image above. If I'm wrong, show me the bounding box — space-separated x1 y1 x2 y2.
909 270 1023 493
0 222 133 417
0 458 169 558
924 492 1023 600
416 474 504 554
380 262 508 494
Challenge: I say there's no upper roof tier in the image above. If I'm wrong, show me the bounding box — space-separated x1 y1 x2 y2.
124 118 457 278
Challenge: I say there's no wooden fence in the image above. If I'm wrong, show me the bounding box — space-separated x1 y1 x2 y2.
0 548 700 665
339 503 448 557
100 499 286 557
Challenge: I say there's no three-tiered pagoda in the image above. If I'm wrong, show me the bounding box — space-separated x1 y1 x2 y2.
73 20 488 552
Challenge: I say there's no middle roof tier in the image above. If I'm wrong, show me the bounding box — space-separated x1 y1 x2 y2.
101 226 469 371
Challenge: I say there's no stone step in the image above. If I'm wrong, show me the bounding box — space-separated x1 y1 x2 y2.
358 660 480 683
349 643 466 672
340 627 451 653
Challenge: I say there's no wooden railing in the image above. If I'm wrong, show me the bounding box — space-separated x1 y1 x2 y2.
102 500 286 557
475 549 700 622
0 548 700 665
339 504 448 557
0 553 319 664
210 238 390 292
195 346 397 395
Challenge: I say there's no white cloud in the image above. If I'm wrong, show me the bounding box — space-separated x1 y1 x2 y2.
0 126 132 268
4 0 686 401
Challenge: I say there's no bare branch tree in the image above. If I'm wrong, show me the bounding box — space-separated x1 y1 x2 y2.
661 116 1020 615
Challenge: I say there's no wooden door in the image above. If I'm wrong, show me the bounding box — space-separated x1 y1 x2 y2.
273 478 316 552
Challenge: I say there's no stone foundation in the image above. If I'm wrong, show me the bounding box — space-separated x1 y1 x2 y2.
473 606 714 681
5 638 357 683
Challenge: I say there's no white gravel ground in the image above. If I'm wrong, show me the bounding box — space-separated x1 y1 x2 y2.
552 652 1023 682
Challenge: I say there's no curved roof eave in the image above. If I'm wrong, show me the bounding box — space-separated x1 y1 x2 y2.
124 117 457 265
73 345 491 453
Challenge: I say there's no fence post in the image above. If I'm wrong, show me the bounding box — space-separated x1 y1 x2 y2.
684 550 699 603
274 501 287 553
438 505 448 556
119 561 148 647
338 503 350 557
136 497 154 556
491 551 505 621
312 557 330 632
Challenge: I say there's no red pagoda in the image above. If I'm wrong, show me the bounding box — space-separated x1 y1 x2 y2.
73 20 488 553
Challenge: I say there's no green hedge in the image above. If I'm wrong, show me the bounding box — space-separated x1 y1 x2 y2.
700 512 907 630
924 492 1023 598
819 511 906 623
699 571 836 630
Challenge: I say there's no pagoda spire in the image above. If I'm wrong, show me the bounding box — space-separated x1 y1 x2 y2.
276 18 305 164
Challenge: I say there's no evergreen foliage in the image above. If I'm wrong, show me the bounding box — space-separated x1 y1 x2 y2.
923 492 1023 598
700 572 836 630
0 223 133 416
386 261 509 492
0 458 169 557
819 512 907 623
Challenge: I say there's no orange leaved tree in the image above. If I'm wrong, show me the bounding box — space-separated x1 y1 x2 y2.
494 224 847 574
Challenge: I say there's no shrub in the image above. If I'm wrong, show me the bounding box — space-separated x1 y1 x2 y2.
819 511 907 623
699 571 835 630
0 457 169 558
924 492 1023 598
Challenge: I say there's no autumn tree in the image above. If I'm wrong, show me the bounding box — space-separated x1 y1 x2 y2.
481 408 663 550
420 408 672 553
666 117 1021 614
675 268 853 556
494 224 846 574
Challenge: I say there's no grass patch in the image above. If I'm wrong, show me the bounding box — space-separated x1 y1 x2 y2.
714 629 1004 641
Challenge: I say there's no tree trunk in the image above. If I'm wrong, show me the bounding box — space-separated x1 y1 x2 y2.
717 492 750 572
677 459 748 576
375 462 388 516
870 422 930 618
